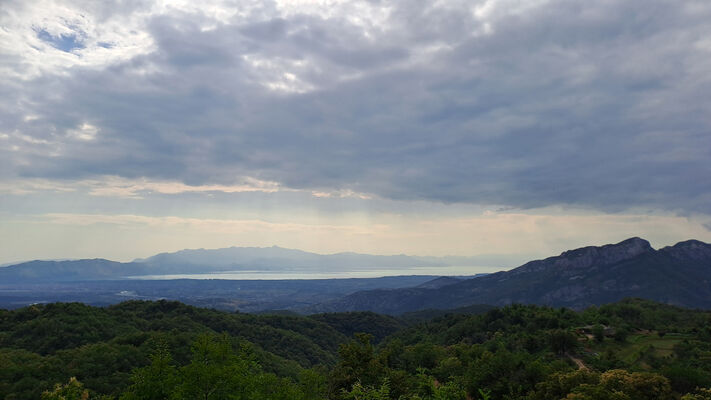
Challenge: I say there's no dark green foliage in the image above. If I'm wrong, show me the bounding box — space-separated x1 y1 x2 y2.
309 312 407 343
399 304 495 323
377 299 711 399
682 388 711 400
531 369 675 400
663 365 711 395
41 377 89 400
3 298 711 399
329 333 387 399
341 379 391 400
298 367 329 400
1 303 135 354
172 334 254 400
592 324 605 342
549 329 579 355
119 342 177 400
463 349 555 398
121 333 313 400
0 300 357 398
0 300 347 368
529 369 600 400
614 325 630 342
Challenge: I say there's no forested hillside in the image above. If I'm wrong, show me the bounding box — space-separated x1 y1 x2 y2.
2 299 711 399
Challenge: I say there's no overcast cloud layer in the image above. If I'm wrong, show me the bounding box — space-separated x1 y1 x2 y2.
1 0 711 263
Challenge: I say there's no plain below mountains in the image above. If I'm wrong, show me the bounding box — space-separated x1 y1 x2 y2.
310 237 711 314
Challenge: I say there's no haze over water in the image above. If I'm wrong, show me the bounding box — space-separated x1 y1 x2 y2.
129 265 494 280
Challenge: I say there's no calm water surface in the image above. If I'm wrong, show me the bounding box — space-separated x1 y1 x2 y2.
129 265 499 280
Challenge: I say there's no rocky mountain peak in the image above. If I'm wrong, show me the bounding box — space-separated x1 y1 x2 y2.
661 239 711 261
511 237 654 274
607 237 654 256
553 237 653 269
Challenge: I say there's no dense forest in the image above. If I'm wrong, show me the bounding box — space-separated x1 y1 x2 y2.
2 299 711 399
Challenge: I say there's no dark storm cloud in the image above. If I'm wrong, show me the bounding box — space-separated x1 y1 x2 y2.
3 0 711 213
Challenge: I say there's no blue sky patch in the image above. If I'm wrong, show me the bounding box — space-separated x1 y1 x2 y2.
36 28 85 52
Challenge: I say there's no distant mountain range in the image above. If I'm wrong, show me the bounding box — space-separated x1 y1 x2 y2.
309 238 711 313
0 259 148 283
134 245 496 272
2 238 710 314
0 246 493 283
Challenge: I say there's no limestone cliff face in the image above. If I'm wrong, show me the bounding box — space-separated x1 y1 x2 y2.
555 237 653 268
512 237 654 276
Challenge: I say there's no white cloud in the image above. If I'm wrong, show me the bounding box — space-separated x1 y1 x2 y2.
311 189 372 199
0 179 77 195
86 176 282 197
0 1 155 79
67 122 99 141
0 176 282 197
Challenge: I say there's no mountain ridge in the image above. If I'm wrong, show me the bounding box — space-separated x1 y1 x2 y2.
133 245 506 271
309 237 711 314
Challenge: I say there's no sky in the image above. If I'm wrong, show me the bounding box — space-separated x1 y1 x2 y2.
1 0 710 267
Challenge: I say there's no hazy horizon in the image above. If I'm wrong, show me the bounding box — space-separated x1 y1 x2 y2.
0 236 703 274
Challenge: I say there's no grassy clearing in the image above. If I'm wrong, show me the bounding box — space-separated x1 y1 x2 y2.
585 331 692 367
620 333 687 361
